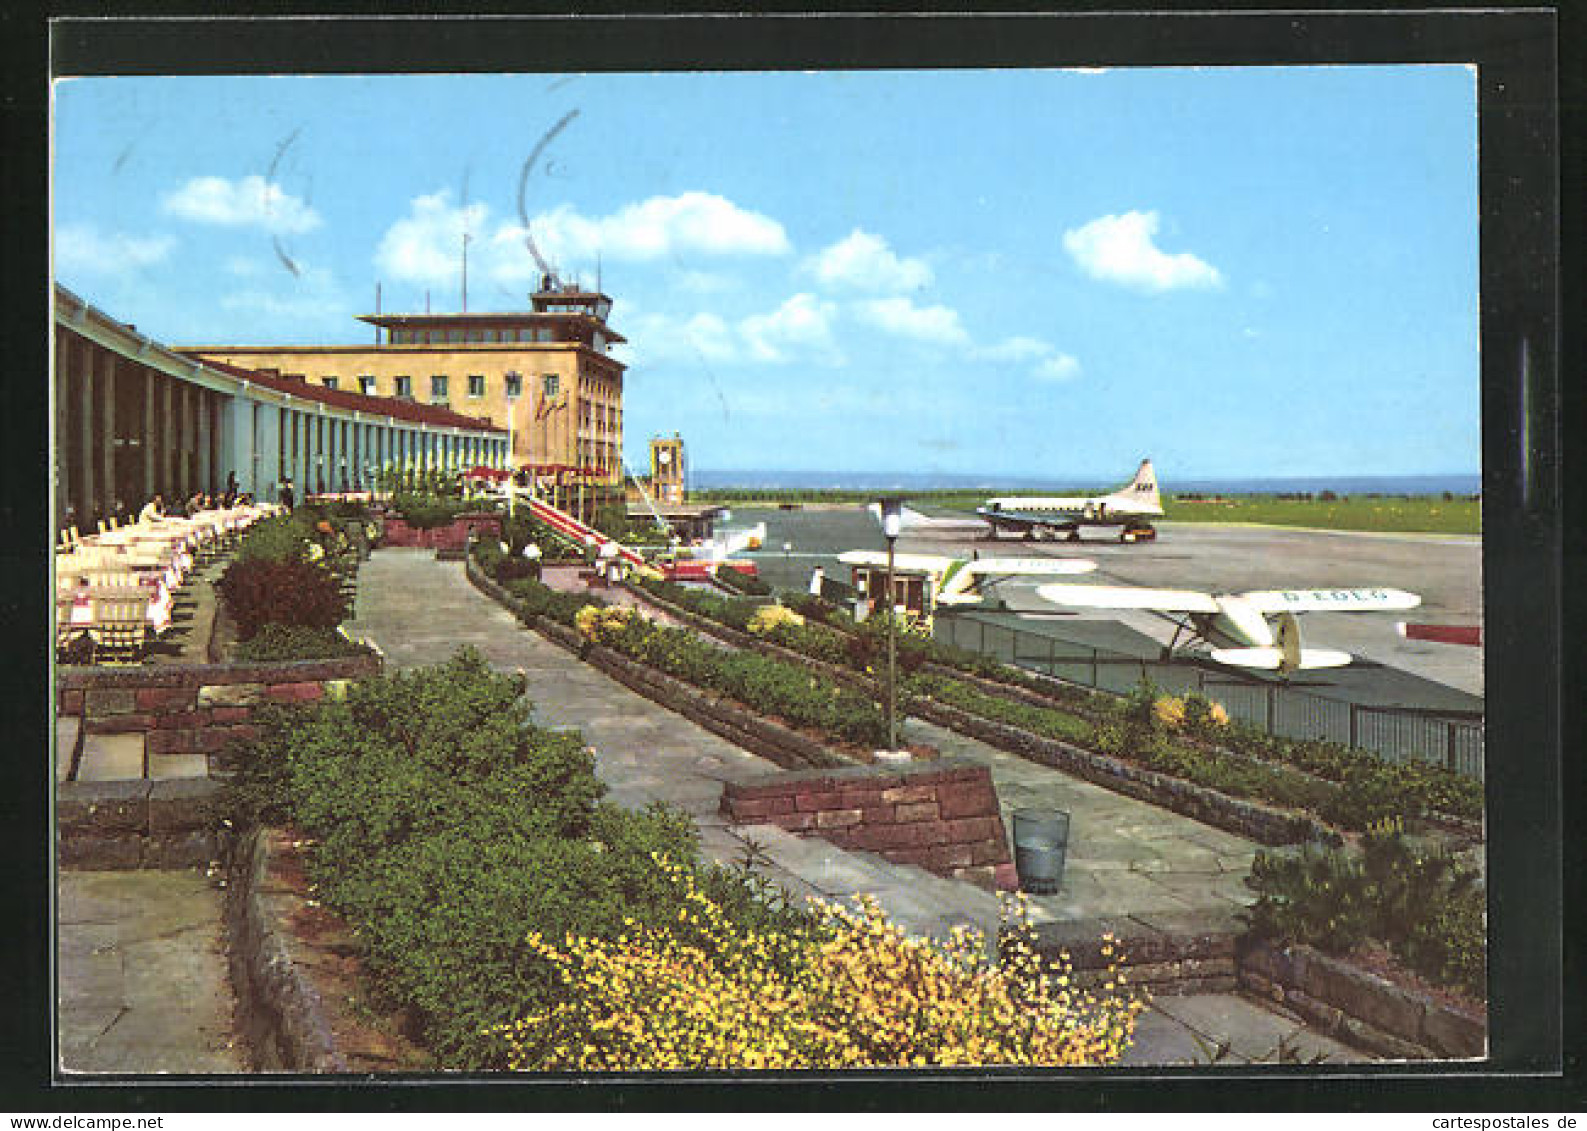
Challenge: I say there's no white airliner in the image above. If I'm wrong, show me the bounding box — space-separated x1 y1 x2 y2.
835 550 1095 612
1033 583 1422 674
978 459 1164 543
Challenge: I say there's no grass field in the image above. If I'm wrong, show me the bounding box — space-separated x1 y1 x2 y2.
693 488 1481 535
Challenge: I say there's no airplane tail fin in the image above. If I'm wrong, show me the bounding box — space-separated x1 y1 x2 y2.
1106 458 1163 514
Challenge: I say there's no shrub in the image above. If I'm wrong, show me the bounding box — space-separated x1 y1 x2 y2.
1245 821 1485 998
507 576 604 626
232 624 372 662
217 558 350 640
492 861 1144 1070
237 514 315 564
746 604 804 635
716 567 772 597
393 493 476 529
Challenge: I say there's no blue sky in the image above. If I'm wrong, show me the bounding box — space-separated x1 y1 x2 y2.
53 67 1479 481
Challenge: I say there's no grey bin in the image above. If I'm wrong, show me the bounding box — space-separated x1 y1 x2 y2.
1012 808 1070 895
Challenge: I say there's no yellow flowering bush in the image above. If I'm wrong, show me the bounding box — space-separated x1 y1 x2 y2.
574 605 635 645
1152 694 1186 730
490 855 1144 1070
746 604 806 636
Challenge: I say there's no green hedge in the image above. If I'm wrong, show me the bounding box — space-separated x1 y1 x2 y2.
592 612 889 749
223 649 820 1068
232 624 372 662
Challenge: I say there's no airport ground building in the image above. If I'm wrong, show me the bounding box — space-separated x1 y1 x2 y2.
53 285 509 531
179 277 628 522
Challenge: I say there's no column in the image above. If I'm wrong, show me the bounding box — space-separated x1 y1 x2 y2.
54 331 69 525
142 369 156 506
197 389 214 495
217 393 250 498
98 351 117 520
78 339 96 526
161 373 178 500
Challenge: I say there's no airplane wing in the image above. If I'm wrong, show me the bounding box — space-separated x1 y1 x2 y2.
975 507 1077 529
1209 646 1354 671
1239 588 1421 613
963 557 1096 578
836 550 954 573
1033 583 1221 613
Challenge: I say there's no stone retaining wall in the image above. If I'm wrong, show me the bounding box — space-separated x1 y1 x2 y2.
57 654 382 779
56 777 227 870
467 559 847 771
1029 917 1240 996
1236 936 1485 1060
721 759 1012 888
226 828 348 1072
923 698 1336 848
379 512 501 552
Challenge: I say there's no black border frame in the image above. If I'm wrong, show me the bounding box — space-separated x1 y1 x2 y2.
9 4 1573 1112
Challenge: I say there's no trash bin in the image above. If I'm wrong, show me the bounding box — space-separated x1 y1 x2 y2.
1012 808 1070 895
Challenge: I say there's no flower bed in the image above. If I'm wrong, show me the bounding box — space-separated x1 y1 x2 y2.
632 579 1482 835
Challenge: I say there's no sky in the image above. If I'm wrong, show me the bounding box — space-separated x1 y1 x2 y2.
52 67 1479 482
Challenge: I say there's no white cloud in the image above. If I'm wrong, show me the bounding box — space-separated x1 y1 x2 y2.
613 305 738 367
806 229 933 292
532 192 791 263
853 297 970 347
375 190 789 292
1062 210 1222 292
1033 353 1081 381
55 223 175 279
162 175 322 235
741 293 841 364
374 190 492 288
976 335 1081 381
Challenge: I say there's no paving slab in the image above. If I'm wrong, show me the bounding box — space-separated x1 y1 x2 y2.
147 752 209 780
75 733 145 782
57 871 244 1075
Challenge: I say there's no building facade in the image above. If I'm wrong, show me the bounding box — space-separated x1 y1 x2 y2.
54 286 508 531
182 278 627 498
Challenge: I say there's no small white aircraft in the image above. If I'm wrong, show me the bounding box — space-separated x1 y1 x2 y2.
978 459 1164 543
1033 583 1422 674
833 550 1096 618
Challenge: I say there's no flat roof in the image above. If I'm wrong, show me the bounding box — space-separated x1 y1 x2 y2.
357 310 626 344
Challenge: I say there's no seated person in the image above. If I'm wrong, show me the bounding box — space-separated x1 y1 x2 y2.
137 494 165 524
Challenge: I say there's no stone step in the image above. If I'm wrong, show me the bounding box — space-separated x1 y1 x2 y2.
76 733 145 782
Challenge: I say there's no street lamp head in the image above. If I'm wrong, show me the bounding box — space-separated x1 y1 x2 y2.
878 496 905 540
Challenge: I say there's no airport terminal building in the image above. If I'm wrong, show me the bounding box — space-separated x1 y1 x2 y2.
53 285 509 530
178 276 628 522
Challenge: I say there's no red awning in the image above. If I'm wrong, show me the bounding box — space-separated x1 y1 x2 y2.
465 465 510 481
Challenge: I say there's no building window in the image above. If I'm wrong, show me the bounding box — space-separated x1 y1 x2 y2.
321 377 339 390
468 374 485 398
393 375 412 398
358 375 377 396
430 375 449 403
504 372 523 398
542 373 559 398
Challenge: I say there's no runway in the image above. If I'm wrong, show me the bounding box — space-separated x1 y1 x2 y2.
731 506 1483 702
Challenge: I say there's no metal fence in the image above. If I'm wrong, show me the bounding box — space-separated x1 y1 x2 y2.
936 614 1484 780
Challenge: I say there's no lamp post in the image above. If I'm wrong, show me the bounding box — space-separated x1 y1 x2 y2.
878 497 904 754
504 374 520 515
